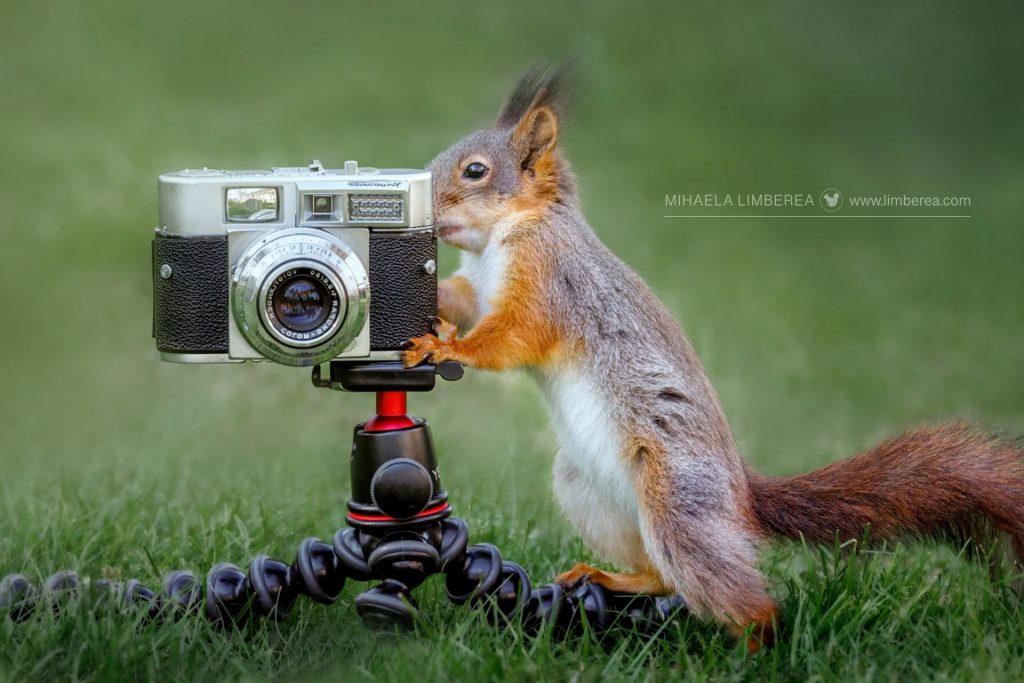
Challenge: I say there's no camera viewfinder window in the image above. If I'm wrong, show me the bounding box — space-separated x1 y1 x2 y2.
226 187 279 222
312 195 334 215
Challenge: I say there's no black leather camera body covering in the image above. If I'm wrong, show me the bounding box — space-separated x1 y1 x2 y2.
152 228 437 356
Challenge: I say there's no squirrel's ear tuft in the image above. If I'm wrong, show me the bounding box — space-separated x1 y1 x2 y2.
496 61 576 129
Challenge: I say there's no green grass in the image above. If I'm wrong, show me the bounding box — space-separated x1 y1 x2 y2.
1 0 1023 680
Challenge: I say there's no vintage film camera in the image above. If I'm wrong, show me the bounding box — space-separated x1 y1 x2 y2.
152 159 435 366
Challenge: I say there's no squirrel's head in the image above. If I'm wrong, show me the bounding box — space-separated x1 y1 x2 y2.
429 64 575 253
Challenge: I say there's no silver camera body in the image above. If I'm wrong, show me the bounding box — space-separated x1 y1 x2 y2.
153 160 435 367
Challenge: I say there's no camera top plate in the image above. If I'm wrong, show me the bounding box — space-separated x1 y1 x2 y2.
158 159 431 237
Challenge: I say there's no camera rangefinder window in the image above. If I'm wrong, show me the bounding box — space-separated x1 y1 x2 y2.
226 187 279 223
349 194 403 222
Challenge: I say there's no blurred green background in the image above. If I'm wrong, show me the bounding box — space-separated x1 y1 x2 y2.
1 1 1022 680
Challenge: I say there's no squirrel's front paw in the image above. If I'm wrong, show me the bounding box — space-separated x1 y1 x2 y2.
402 318 460 367
403 333 457 367
403 334 441 367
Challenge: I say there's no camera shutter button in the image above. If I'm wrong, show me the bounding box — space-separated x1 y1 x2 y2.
369 458 434 519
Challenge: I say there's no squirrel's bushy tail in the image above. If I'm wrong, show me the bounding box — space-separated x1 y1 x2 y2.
749 422 1024 569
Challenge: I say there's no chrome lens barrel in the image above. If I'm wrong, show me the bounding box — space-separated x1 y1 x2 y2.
231 228 369 366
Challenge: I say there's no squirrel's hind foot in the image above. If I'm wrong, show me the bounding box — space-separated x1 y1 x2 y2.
555 563 667 595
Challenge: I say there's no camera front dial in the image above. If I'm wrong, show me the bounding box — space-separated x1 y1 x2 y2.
232 228 369 366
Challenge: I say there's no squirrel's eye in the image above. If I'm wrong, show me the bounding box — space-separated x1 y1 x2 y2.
463 162 488 180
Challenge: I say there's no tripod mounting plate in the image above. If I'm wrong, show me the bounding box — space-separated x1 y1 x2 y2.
312 360 464 392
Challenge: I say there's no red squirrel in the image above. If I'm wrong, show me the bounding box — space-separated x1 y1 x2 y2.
403 65 1024 650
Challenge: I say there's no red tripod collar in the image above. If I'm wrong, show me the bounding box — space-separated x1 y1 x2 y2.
362 391 416 432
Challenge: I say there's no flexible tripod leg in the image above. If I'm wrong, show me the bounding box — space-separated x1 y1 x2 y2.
0 520 686 636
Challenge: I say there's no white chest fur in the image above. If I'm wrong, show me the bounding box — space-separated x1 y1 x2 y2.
539 367 643 568
458 239 509 317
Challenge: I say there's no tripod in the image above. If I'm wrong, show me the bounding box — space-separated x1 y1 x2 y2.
1 361 687 637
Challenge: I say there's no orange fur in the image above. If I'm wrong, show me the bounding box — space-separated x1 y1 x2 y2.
404 224 566 370
734 601 779 653
556 563 667 595
749 424 1024 551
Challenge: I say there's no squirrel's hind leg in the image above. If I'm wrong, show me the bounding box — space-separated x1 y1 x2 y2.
636 446 779 651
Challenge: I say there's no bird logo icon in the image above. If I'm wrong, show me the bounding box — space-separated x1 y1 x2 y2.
820 188 843 212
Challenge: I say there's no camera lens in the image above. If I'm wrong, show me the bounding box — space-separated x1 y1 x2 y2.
272 272 330 333
262 266 343 345
231 227 369 366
